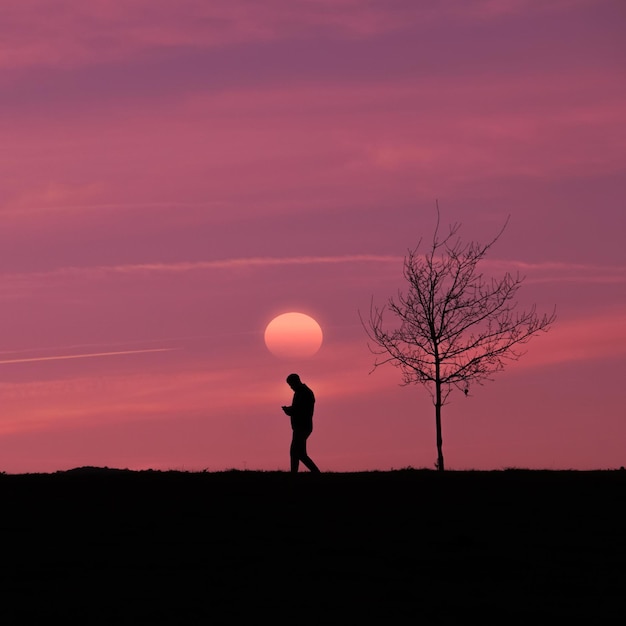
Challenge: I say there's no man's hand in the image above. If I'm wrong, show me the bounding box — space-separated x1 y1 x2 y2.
282 405 291 415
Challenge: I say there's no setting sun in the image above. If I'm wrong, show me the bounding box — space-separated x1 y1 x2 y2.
264 312 323 359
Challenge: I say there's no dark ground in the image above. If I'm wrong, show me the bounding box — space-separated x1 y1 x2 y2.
1 468 624 624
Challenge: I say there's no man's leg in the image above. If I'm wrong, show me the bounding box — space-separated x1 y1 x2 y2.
299 431 321 473
301 455 320 473
290 432 302 473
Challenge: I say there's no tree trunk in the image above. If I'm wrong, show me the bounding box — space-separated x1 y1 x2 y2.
435 381 445 472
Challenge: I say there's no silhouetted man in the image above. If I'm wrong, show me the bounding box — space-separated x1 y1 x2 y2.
281 373 321 473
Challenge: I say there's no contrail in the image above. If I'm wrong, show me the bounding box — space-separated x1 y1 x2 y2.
0 348 176 366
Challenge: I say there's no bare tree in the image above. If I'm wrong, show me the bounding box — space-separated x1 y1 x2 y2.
362 207 556 471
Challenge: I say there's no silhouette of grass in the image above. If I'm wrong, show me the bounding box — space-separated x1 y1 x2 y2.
0 468 624 623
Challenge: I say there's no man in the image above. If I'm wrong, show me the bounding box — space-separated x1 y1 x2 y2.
281 373 321 473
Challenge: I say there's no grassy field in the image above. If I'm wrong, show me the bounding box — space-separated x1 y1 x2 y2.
1 468 624 623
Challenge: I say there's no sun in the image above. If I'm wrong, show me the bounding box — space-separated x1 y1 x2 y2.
264 312 323 359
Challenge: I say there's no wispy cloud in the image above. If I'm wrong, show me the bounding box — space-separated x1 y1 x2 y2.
0 0 424 70
515 311 626 368
484 259 626 285
0 348 176 366
0 362 270 435
107 254 402 272
0 0 602 71
0 255 401 283
1 255 624 294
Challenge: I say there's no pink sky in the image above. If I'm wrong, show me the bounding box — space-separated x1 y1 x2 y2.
1 0 624 473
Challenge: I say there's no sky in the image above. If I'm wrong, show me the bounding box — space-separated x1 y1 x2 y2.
1 0 624 473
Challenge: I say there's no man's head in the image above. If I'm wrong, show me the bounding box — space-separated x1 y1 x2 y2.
286 373 301 389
